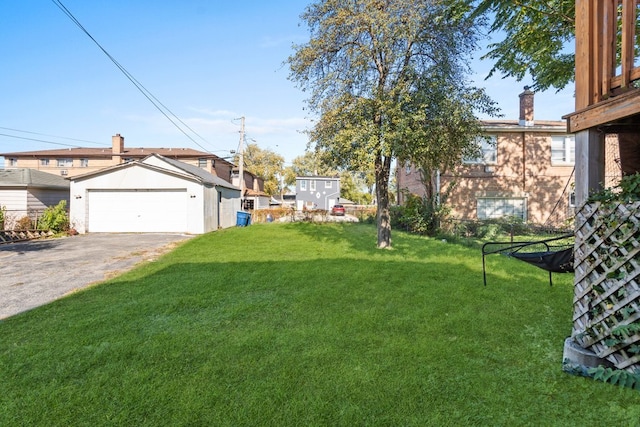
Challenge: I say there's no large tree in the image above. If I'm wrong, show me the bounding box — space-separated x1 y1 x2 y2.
404 70 498 212
289 0 488 248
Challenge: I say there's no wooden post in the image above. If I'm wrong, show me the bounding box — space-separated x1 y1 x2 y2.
575 129 605 206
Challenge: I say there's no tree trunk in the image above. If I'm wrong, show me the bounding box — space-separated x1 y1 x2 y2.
375 154 392 249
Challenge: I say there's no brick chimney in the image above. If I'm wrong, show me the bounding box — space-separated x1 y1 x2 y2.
112 134 124 164
519 86 534 126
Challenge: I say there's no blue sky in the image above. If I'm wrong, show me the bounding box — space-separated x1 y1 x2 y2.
0 1 575 167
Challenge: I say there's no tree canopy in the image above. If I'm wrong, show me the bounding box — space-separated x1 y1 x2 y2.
289 0 492 248
473 0 575 91
236 143 285 196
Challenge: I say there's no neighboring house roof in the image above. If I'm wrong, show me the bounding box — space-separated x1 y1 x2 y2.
0 146 234 165
69 155 240 191
0 168 70 189
338 198 355 205
481 119 566 132
296 175 340 180
244 188 270 197
143 154 239 190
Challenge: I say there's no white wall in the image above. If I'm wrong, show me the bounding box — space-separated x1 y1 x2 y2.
70 165 206 234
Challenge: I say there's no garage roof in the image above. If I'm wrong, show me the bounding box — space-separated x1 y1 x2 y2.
0 168 70 189
147 154 239 190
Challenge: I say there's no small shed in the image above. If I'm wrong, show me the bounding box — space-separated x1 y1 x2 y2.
0 168 70 229
69 154 241 234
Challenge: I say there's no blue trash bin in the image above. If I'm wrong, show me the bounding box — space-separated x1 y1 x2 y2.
236 211 251 227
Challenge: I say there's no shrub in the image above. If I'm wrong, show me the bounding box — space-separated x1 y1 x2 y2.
0 205 5 230
391 192 450 236
14 216 34 231
38 200 69 233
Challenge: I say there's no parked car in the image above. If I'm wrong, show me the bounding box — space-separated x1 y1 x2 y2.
331 204 345 216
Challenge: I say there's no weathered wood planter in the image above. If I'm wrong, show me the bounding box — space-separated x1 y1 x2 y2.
572 201 640 371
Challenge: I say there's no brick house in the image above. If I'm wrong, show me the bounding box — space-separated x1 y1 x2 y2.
397 89 620 228
0 134 238 184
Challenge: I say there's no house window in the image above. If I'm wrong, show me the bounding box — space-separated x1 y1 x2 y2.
8 158 18 166
569 192 576 208
310 180 316 191
405 160 411 174
300 180 307 191
57 158 73 167
551 135 575 165
80 158 89 167
40 158 50 166
325 180 332 188
123 158 134 163
198 158 207 168
243 199 254 210
477 197 526 221
464 136 497 165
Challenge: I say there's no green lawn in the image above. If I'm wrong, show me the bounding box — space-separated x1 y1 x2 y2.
1 223 639 426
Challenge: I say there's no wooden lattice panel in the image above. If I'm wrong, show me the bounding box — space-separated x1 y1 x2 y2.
573 202 640 371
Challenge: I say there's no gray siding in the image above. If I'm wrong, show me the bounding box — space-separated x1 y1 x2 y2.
295 177 340 210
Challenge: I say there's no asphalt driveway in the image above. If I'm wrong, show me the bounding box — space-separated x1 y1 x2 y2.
0 233 193 320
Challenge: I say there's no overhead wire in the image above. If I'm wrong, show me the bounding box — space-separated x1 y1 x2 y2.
50 0 215 154
0 133 87 148
0 126 107 147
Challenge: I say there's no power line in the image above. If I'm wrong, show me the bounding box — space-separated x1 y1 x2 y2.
50 0 215 153
0 133 83 148
0 127 107 147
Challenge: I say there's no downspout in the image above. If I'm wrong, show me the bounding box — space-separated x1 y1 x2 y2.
522 132 526 192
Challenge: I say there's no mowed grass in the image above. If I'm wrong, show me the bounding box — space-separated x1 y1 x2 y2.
1 223 639 426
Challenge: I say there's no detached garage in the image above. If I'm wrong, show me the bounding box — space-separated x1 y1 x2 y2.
70 154 241 234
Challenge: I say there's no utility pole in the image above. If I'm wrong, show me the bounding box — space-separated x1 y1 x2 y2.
238 116 245 210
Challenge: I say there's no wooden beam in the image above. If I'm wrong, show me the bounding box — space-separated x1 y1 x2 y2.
575 0 594 110
621 0 636 88
602 0 616 96
565 88 640 133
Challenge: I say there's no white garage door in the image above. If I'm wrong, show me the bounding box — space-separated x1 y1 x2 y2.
88 189 188 232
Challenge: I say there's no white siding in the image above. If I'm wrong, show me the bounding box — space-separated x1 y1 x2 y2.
70 165 206 234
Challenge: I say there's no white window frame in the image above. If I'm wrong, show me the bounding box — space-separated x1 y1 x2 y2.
551 135 575 165
464 136 497 165
9 158 17 166
57 158 73 167
405 160 411 174
325 180 332 188
300 180 307 191
40 158 50 166
476 197 526 221
310 180 316 191
80 158 89 167
198 158 207 168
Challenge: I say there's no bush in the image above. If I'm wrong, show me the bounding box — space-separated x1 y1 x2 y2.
354 207 376 224
14 216 34 231
38 200 69 233
391 193 450 236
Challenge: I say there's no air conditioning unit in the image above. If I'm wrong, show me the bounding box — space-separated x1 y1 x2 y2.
60 170 68 176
